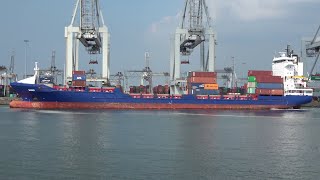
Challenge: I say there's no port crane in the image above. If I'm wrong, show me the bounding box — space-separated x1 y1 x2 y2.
302 25 320 80
50 50 64 85
170 0 216 94
0 51 17 83
0 51 17 96
124 52 170 93
38 50 63 85
65 0 110 85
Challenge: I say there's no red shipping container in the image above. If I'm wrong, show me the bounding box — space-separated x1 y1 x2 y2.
72 80 86 87
153 87 158 94
256 89 271 95
157 85 164 94
270 89 284 96
72 70 86 75
256 89 284 96
248 70 272 77
188 71 217 78
188 77 217 84
164 88 169 94
255 76 283 83
130 87 135 93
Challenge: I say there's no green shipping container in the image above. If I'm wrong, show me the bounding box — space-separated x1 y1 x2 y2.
247 87 256 94
311 76 320 81
248 76 256 82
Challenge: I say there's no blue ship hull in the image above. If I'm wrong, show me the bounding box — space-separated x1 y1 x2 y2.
9 82 312 110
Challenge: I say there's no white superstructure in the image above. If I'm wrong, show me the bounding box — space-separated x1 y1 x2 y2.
272 51 313 96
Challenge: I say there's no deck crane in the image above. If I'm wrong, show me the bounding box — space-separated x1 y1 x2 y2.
170 0 216 94
65 0 110 85
302 25 320 80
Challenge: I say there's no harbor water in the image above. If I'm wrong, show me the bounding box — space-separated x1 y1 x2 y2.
0 106 320 179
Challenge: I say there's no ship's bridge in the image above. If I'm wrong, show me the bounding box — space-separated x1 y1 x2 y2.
273 52 297 64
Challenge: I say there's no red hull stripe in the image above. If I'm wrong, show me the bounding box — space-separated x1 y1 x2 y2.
10 100 290 110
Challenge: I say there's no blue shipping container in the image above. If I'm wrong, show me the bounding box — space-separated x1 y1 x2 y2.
72 75 87 81
257 83 283 89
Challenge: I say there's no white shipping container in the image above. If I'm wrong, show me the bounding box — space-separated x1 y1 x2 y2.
247 82 257 88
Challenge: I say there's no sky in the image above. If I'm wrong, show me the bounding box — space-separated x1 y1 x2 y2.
0 0 320 81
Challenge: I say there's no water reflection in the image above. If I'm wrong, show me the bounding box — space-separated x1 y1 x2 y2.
1 108 319 179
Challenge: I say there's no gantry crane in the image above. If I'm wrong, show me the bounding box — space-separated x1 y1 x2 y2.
0 51 17 96
302 25 320 79
49 50 63 84
65 0 110 85
124 52 170 93
170 0 216 94
38 50 63 85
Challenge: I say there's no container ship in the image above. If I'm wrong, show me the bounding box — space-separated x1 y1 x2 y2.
9 51 313 110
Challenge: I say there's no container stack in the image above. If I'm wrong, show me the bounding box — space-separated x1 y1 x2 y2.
130 85 150 94
247 70 284 96
152 85 170 94
187 71 219 95
72 71 86 87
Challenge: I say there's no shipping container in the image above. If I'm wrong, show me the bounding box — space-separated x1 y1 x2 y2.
204 83 219 90
271 89 284 96
187 77 217 84
255 76 283 83
72 80 86 87
139 85 145 93
152 87 157 94
164 85 169 94
192 89 220 95
130 86 135 93
188 71 217 77
311 76 320 81
55 87 68 91
72 74 87 81
257 83 283 89
247 76 256 82
256 89 284 96
188 83 205 89
157 85 164 94
248 70 273 77
72 70 86 75
247 82 257 88
247 87 256 94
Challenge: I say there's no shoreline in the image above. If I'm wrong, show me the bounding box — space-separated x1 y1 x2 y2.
0 97 14 105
